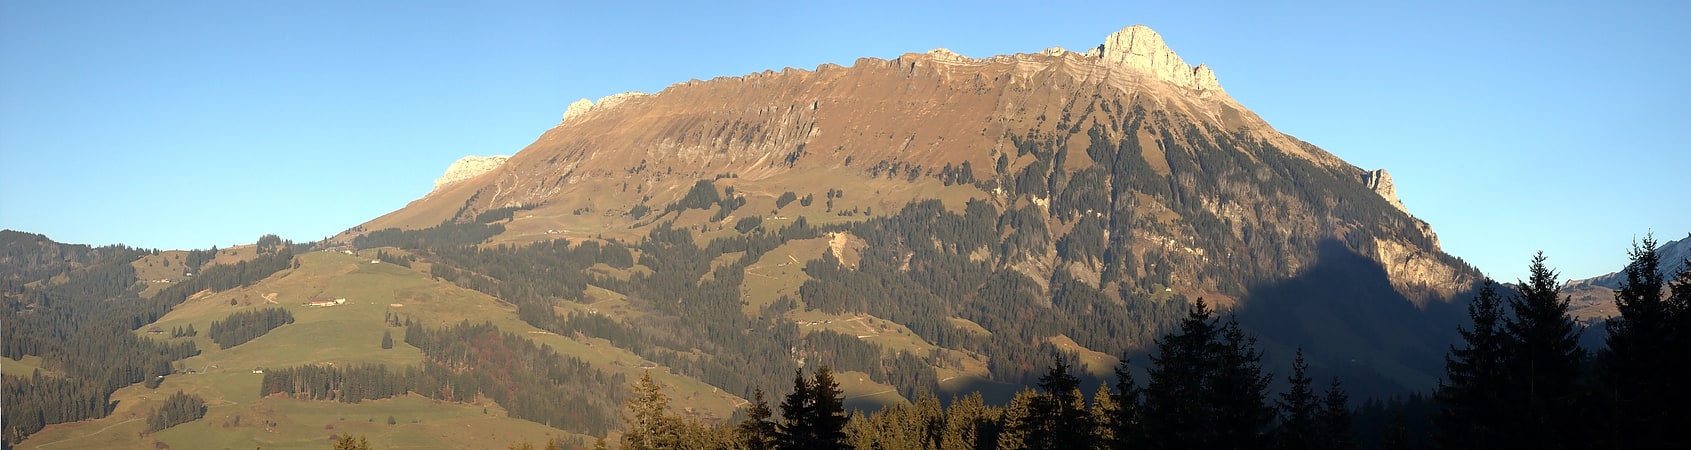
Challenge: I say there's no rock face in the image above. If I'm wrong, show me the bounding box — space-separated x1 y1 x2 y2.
1091 25 1223 93
432 155 509 192
559 92 650 125
1361 169 1408 214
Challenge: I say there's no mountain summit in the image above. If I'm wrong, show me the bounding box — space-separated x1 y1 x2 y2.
357 24 1481 395
1093 24 1223 93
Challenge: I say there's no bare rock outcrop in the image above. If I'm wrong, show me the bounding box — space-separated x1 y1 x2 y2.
1361 169 1408 214
559 91 650 125
1091 25 1223 93
432 155 509 192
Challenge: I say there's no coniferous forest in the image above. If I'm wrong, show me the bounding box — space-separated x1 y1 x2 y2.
578 237 1690 450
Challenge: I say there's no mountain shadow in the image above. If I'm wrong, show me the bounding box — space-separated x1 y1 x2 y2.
1234 238 1474 400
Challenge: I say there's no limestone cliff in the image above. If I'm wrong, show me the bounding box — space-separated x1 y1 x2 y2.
1362 169 1408 214
431 155 509 192
1090 24 1223 93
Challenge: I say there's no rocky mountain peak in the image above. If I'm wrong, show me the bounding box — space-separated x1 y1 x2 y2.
1090 24 1223 93
1361 169 1408 214
432 155 509 192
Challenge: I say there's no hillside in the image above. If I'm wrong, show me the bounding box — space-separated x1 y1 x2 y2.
352 24 1483 398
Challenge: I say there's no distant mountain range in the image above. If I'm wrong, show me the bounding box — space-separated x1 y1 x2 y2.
1567 233 1691 290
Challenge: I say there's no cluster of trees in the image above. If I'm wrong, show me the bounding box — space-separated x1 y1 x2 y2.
260 320 628 435
614 299 1355 449
1434 238 1691 449
374 249 413 268
207 307 294 349
144 391 206 433
662 179 747 222
353 220 504 250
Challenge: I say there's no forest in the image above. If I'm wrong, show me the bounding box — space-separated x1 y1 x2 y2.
554 236 1688 450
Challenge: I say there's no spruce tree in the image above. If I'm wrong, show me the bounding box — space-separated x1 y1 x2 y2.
1275 349 1320 450
1502 253 1585 449
807 366 849 450
995 389 1039 450
940 392 993 450
1023 355 1094 449
776 370 814 450
622 371 676 450
777 366 848 450
1090 383 1117 447
1105 363 1143 450
1142 299 1221 448
737 388 777 450
1141 299 1273 449
1211 316 1273 448
1434 280 1508 449
1598 235 1690 448
1317 378 1356 450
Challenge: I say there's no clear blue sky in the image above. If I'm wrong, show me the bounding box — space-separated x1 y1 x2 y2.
2 1 1686 282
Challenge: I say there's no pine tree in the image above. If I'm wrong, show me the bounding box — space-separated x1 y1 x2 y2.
380 329 394 349
622 371 677 450
737 388 778 450
1434 280 1508 449
1502 253 1586 448
1598 235 1690 448
1274 349 1320 450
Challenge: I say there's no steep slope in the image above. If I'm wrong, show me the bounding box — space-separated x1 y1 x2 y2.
353 25 1482 399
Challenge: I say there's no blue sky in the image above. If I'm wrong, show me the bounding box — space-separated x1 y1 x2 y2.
2 1 1686 282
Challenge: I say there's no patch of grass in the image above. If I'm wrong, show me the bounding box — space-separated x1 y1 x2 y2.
1047 334 1119 378
740 237 829 314
1 355 59 378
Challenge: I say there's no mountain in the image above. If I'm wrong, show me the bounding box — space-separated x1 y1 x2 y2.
1568 233 1691 290
6 25 1490 448
1560 233 1691 331
356 24 1480 395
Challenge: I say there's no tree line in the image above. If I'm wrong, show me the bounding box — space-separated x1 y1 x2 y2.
1433 236 1691 449
607 298 1354 450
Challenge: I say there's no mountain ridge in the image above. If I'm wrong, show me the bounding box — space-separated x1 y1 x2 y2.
372 24 1464 304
